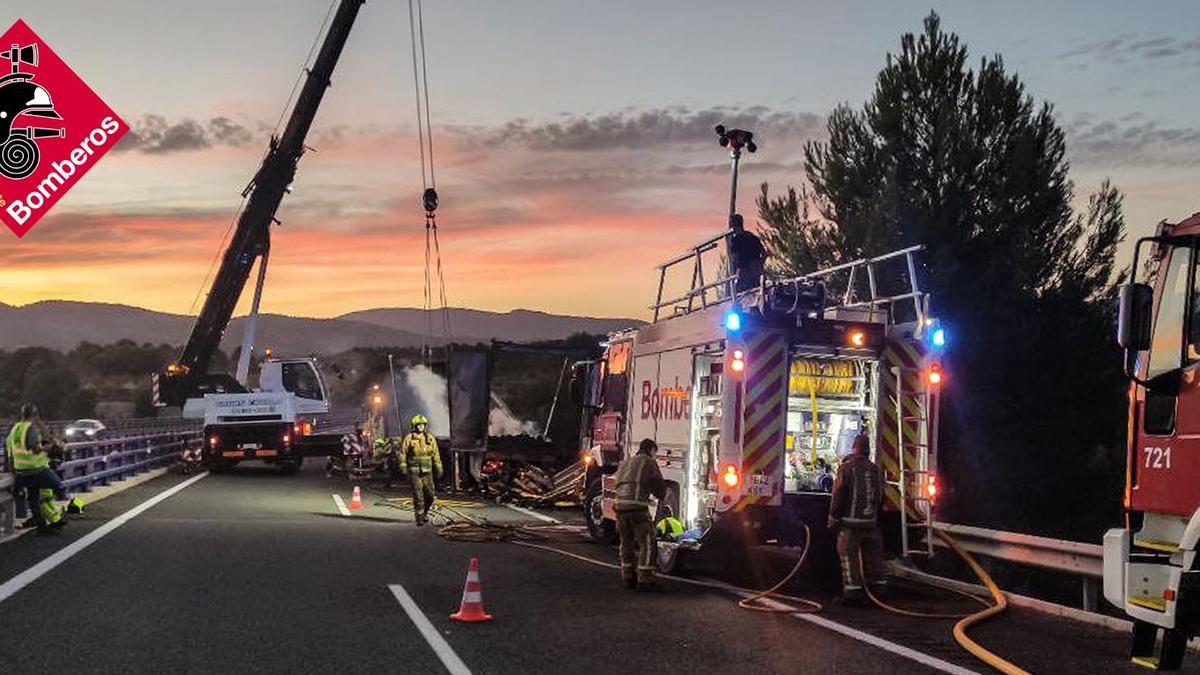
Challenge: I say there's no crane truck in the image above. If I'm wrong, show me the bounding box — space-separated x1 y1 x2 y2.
1107 213 1200 670
573 127 948 565
151 0 365 474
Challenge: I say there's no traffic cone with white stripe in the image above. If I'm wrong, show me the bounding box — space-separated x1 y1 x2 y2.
349 485 363 511
450 557 493 622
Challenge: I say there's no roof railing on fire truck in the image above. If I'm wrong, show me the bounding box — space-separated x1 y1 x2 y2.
650 236 929 328
772 244 928 327
650 232 738 322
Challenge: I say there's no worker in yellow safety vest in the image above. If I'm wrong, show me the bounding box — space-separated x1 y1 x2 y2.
4 404 66 534
401 414 441 526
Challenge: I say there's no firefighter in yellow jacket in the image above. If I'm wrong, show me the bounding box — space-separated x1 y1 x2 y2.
613 438 666 589
401 414 442 526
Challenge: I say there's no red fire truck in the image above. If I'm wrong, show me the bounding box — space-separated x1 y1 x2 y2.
1107 213 1200 670
573 236 947 559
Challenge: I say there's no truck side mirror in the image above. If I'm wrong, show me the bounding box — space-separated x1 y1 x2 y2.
1117 283 1153 351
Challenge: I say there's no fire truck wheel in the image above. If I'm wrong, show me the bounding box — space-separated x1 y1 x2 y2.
585 477 616 544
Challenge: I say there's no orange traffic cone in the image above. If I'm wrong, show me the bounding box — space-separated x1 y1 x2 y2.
348 485 363 511
450 557 493 622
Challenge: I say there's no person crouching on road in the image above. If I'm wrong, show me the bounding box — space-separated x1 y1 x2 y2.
613 438 666 590
5 404 66 534
402 414 442 526
828 433 887 605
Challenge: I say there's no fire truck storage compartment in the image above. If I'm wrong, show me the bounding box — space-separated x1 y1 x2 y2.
784 355 878 495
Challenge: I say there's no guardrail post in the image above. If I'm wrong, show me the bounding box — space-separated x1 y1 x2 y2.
1082 576 1099 612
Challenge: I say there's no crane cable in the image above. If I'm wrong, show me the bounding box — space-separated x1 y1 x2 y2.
408 0 453 364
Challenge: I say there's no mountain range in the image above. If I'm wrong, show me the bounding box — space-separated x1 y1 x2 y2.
0 301 641 355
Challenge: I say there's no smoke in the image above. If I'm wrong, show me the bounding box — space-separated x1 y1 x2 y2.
488 397 538 436
392 365 449 435
392 364 536 438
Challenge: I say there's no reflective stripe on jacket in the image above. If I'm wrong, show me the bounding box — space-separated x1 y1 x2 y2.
402 432 441 476
829 454 883 527
5 421 48 472
613 453 666 513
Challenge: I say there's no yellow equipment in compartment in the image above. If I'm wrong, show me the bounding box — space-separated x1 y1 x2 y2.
788 359 857 396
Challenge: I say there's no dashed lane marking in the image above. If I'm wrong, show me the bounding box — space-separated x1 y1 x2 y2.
0 472 209 606
503 503 559 524
332 494 351 517
388 583 473 675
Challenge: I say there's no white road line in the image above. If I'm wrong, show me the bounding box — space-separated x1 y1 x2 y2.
503 503 559 524
0 471 209 606
794 612 982 675
332 494 351 517
388 584 474 675
733 592 981 675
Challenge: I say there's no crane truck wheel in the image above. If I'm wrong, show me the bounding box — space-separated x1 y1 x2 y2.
279 456 303 476
584 476 616 544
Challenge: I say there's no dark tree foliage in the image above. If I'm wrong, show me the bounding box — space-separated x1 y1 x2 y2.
758 13 1128 540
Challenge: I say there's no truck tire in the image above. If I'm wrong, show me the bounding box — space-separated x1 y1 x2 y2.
585 477 616 544
279 456 303 476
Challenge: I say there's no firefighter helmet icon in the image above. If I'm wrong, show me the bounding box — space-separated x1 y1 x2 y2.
0 42 65 180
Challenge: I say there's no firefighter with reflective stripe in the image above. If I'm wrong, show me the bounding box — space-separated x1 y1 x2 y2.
613 438 666 589
4 403 65 534
828 433 886 605
401 414 441 526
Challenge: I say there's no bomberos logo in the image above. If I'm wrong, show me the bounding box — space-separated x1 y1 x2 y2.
0 19 127 238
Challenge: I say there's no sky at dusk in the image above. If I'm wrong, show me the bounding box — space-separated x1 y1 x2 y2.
2 1 1199 321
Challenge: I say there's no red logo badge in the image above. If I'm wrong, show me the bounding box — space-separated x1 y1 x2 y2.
0 20 127 237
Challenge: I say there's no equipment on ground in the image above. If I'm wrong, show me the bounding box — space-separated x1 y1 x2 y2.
149 0 366 474
1106 215 1200 671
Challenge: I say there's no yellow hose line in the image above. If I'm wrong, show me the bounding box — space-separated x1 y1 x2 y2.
738 523 822 614
790 359 857 396
935 528 1030 675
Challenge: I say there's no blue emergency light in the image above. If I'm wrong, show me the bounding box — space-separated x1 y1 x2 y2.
725 311 742 332
932 327 946 348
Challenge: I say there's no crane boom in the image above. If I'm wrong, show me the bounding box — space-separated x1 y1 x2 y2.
154 0 365 407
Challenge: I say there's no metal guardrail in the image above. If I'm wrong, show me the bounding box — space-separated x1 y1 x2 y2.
3 425 202 522
934 522 1103 577
934 521 1105 610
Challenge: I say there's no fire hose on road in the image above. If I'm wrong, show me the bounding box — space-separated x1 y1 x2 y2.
411 497 1031 674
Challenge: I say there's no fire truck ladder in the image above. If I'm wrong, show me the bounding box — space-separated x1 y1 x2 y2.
891 363 938 557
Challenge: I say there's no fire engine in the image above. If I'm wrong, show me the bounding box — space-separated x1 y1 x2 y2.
573 126 947 560
1107 213 1200 670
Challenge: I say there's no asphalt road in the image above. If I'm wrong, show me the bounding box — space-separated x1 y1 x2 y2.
0 462 1182 674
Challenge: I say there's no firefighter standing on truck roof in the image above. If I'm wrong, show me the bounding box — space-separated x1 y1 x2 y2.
828 433 887 605
613 438 666 590
727 213 765 293
5 404 66 534
402 414 441 526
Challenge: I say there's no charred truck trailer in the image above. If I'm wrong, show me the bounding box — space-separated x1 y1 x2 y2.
574 240 947 561
1107 213 1200 671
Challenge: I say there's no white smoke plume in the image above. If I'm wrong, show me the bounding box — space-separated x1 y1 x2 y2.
394 365 537 437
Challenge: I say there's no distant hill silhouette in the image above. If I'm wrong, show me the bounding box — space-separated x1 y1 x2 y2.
0 301 641 354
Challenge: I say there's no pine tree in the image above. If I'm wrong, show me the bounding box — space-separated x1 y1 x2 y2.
758 12 1128 539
